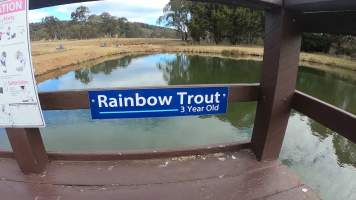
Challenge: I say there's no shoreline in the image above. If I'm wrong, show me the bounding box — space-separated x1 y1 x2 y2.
32 38 356 82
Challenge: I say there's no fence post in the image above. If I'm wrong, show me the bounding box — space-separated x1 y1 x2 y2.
251 9 302 161
6 128 48 174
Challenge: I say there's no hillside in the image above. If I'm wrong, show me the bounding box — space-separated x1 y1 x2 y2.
30 20 178 41
124 22 178 38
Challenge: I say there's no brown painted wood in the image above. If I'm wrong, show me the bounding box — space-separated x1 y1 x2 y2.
292 91 356 143
0 150 319 200
29 0 99 10
39 90 89 110
29 0 356 13
5 128 48 174
0 151 13 158
228 83 260 102
297 11 356 35
190 0 282 9
251 9 302 161
39 84 260 110
29 0 281 10
0 142 249 160
47 141 250 161
0 150 266 185
285 0 356 13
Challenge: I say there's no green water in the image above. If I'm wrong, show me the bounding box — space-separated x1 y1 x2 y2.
0 54 355 199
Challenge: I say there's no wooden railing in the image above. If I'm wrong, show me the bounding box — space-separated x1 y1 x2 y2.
1 83 355 174
38 84 260 110
1 6 355 175
1 84 259 173
38 85 356 145
292 91 356 143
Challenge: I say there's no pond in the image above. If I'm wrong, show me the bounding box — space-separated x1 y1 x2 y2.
0 53 355 200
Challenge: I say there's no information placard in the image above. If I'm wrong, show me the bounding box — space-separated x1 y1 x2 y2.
89 87 229 119
0 0 45 127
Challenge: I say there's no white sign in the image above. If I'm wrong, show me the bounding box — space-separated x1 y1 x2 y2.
0 0 45 127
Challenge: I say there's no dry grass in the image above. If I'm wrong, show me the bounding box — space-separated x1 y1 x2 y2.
31 38 356 78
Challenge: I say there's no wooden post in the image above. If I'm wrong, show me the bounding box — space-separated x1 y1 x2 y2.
6 128 48 174
251 9 302 161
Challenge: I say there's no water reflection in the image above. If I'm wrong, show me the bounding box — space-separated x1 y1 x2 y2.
74 56 133 84
0 53 355 200
296 67 356 168
297 67 356 113
155 53 356 169
306 119 356 168
1 53 354 165
281 114 356 200
157 54 260 84
35 54 262 152
156 54 259 128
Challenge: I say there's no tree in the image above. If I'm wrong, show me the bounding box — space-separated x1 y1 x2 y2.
207 4 232 44
227 8 263 44
30 3 179 41
42 16 62 40
71 6 90 23
302 33 333 53
30 23 49 40
71 6 90 39
158 0 191 41
159 1 263 44
117 17 128 37
188 3 209 42
99 12 120 37
125 23 144 38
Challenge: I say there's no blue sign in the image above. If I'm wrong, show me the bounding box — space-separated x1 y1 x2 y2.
88 87 229 119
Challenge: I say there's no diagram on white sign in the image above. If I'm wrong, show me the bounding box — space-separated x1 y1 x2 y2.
0 0 45 127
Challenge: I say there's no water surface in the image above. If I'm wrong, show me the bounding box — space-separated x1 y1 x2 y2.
0 53 355 200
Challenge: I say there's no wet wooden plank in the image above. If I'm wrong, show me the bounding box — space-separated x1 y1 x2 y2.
265 185 320 200
39 84 260 110
1 142 250 161
1 150 262 185
0 150 319 200
0 166 301 200
47 142 250 161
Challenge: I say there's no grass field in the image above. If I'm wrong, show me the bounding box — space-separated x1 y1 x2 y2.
31 38 356 80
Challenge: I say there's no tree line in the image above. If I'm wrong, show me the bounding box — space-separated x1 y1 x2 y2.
30 6 177 41
158 0 356 56
30 2 356 56
158 0 263 44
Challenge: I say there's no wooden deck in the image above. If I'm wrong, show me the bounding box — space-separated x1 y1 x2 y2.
0 150 319 200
